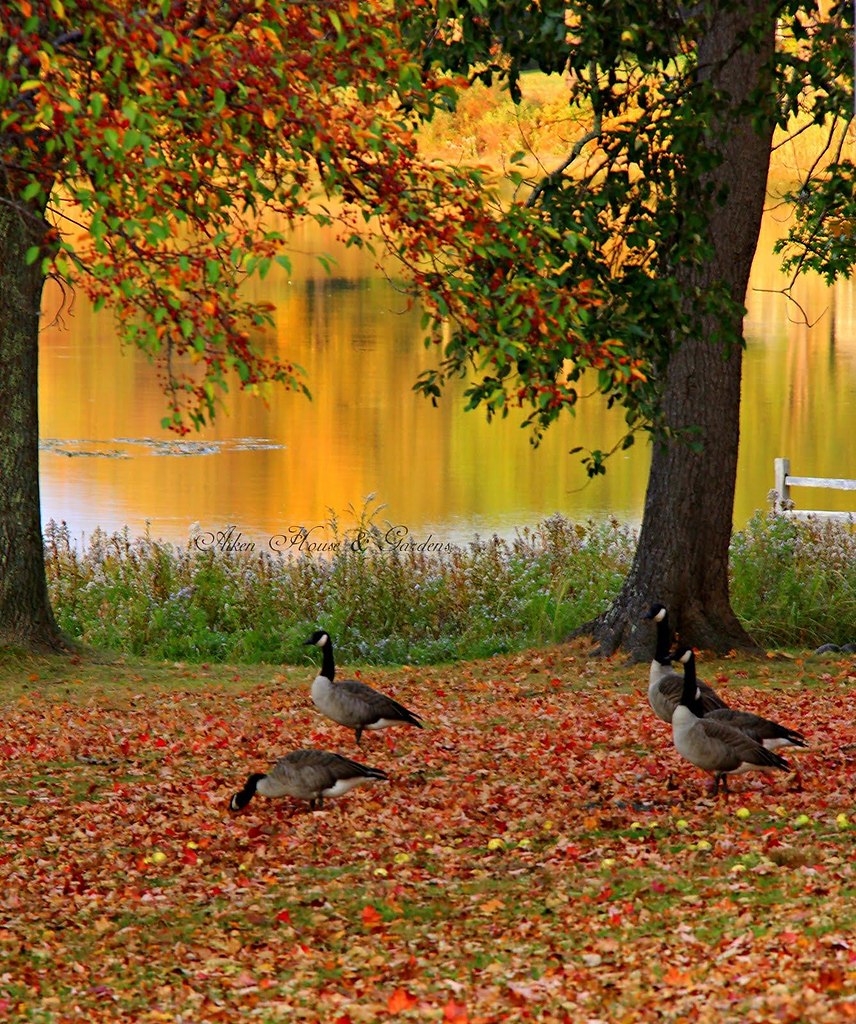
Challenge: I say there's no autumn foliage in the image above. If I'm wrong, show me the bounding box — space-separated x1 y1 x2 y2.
0 644 854 1021
0 0 647 434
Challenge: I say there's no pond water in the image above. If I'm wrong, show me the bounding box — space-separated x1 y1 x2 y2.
38 212 856 551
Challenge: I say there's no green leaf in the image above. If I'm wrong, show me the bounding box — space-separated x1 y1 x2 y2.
21 180 43 202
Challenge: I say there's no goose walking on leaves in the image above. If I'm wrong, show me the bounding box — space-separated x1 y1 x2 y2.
675 647 807 752
670 648 792 796
229 749 388 812
644 603 728 723
305 630 423 745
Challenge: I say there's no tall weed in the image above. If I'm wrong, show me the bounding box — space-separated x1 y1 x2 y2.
44 510 634 665
44 507 855 663
730 510 856 647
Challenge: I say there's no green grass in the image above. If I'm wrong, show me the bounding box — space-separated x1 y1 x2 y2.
41 506 856 665
730 511 856 647
43 511 634 665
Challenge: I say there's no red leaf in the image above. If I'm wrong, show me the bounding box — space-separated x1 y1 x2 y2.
443 1000 468 1022
275 909 292 924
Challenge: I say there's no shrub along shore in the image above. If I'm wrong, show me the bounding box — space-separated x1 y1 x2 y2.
43 510 856 664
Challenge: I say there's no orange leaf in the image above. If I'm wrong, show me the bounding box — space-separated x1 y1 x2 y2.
480 897 504 914
443 1000 468 1022
362 904 383 928
387 988 418 1013
662 966 692 986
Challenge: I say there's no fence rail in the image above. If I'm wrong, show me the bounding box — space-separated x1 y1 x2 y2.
773 457 856 521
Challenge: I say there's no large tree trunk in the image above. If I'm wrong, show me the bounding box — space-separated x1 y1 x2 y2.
0 199 67 650
590 1 777 659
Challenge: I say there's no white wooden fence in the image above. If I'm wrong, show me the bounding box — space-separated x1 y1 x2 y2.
773 457 856 522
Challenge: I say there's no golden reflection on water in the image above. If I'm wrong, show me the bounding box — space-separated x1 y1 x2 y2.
38 215 855 548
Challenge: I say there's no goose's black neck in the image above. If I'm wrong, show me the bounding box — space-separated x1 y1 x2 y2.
680 652 702 713
319 638 336 682
654 613 672 665
233 772 265 810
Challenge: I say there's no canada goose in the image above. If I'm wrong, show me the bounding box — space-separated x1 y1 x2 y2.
304 629 423 745
644 603 728 722
671 650 791 795
229 749 388 812
675 647 807 751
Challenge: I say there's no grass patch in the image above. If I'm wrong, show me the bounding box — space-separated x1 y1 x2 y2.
44 510 633 665
40 506 856 665
730 511 856 647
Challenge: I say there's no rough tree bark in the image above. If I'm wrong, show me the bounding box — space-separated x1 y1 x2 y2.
590 1 777 659
0 196 67 650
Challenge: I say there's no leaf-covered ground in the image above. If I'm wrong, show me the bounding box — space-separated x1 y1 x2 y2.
0 644 854 1023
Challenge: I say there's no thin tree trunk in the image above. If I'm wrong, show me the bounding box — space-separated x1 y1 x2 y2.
589 1 777 659
0 199 68 650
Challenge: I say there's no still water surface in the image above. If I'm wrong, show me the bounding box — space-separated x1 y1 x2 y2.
38 214 856 550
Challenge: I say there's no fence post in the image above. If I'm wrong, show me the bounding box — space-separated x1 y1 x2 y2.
773 457 790 512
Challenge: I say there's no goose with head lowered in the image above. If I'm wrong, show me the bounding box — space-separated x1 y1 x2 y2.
304 629 423 745
644 603 728 723
229 749 388 812
674 647 807 751
670 648 792 796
